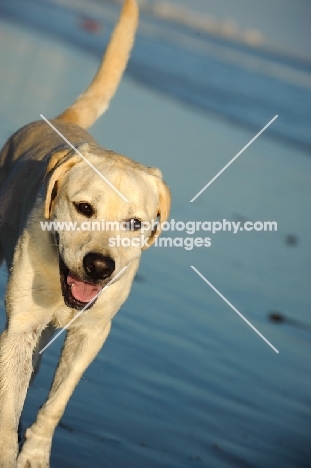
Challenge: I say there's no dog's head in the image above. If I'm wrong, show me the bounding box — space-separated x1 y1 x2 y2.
44 144 171 310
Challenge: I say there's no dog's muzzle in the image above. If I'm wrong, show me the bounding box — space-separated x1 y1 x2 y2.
58 252 115 310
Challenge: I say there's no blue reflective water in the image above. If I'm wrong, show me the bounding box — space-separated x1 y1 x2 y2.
0 1 310 467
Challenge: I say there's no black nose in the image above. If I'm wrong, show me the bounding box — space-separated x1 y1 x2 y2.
83 253 115 281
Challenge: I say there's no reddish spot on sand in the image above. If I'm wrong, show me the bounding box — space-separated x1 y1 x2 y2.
79 17 102 34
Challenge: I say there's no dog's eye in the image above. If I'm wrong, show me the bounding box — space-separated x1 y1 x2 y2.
128 218 142 231
74 202 94 218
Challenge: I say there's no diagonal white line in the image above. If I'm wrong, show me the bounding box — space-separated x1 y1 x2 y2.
190 266 279 354
40 114 129 202
190 115 278 202
39 266 128 354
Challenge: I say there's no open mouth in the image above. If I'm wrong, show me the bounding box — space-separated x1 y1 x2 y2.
59 256 102 310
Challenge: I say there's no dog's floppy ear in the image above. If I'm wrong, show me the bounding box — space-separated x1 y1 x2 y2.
143 168 171 249
44 150 81 219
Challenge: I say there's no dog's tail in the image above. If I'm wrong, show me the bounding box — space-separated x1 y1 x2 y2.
56 0 138 129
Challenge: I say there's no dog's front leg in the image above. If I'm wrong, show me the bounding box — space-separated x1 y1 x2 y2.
17 320 111 467
0 322 43 467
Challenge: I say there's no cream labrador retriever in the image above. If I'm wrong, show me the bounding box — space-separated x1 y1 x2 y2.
0 1 170 466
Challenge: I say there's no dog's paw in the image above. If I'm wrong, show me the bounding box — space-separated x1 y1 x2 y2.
17 427 51 468
17 447 50 468
17 454 49 468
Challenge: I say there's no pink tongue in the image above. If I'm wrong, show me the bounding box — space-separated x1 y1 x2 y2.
67 273 102 303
